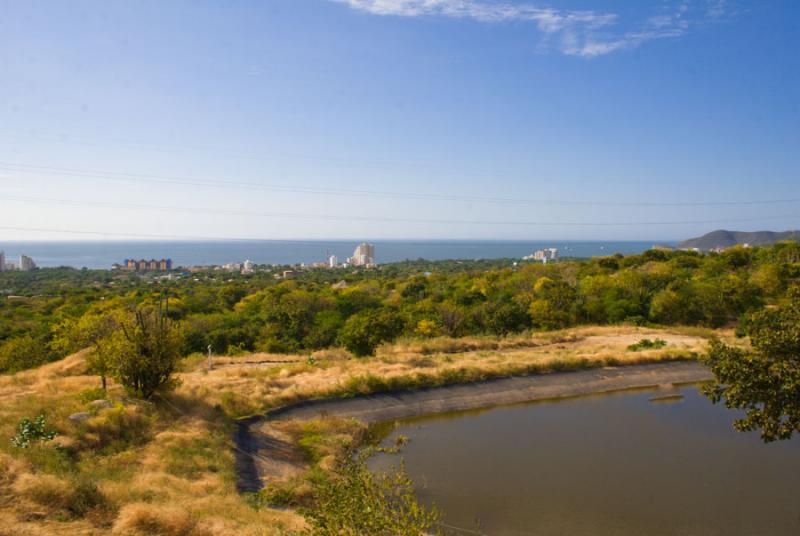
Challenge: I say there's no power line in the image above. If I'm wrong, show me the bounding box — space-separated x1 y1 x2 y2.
0 195 795 231
1 160 798 207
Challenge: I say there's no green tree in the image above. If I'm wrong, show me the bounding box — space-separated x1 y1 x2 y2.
52 313 119 390
702 287 800 442
113 297 185 399
528 277 576 330
338 309 403 357
0 334 49 373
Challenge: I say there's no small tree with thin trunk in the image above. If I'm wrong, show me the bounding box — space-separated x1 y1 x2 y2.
51 313 119 391
113 294 184 400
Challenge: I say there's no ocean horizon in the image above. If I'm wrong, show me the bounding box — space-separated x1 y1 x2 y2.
0 240 674 270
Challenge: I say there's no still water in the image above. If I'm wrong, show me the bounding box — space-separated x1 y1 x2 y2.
370 387 800 536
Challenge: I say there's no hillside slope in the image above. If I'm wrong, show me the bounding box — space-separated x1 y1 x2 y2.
678 230 800 250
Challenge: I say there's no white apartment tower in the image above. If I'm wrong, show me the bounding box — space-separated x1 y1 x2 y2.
349 243 375 266
20 255 37 271
529 248 559 264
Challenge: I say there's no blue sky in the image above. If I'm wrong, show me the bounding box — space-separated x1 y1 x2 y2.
0 0 797 241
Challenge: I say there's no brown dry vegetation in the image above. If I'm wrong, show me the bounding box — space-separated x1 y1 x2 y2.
0 325 735 534
178 325 733 419
0 354 304 535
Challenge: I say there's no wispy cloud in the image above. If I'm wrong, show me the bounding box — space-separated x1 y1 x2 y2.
330 1 730 57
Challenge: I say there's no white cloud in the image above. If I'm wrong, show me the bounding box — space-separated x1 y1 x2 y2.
331 0 727 58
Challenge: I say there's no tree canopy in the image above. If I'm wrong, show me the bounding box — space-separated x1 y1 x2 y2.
702 286 800 442
1 242 799 370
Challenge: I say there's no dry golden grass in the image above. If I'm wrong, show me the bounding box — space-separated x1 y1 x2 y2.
0 348 304 535
178 325 732 418
111 503 211 536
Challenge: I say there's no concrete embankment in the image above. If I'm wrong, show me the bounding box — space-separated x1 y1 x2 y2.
268 361 714 424
235 362 713 492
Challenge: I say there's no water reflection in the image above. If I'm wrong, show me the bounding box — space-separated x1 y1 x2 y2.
369 386 800 536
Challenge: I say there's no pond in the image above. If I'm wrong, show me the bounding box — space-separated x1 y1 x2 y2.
369 386 800 536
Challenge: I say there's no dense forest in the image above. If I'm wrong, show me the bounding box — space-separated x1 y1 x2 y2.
1 242 799 372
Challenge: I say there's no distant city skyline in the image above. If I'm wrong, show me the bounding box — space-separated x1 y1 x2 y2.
0 250 38 271
1 1 798 241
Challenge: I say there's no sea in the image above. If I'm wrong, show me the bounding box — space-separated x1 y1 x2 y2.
0 240 671 270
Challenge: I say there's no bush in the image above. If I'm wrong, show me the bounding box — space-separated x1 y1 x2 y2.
66 477 108 518
11 415 57 449
338 310 404 357
106 300 185 399
304 453 439 535
0 334 51 373
77 387 108 404
627 338 667 352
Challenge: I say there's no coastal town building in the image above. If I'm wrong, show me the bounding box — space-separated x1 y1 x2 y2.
242 260 255 274
120 258 173 272
348 243 375 267
19 255 37 271
524 248 559 264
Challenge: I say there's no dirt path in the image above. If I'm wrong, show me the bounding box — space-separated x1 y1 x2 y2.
268 361 714 423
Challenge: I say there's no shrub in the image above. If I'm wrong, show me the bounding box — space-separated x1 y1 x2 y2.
338 310 404 357
627 338 667 352
0 334 51 373
66 477 108 518
415 319 440 338
77 387 108 404
246 478 308 509
305 453 440 535
107 299 185 400
11 415 57 449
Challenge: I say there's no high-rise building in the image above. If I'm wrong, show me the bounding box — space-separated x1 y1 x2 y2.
348 243 375 266
328 254 338 268
525 248 559 264
20 255 37 271
242 260 254 274
121 258 172 272
0 251 5 272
